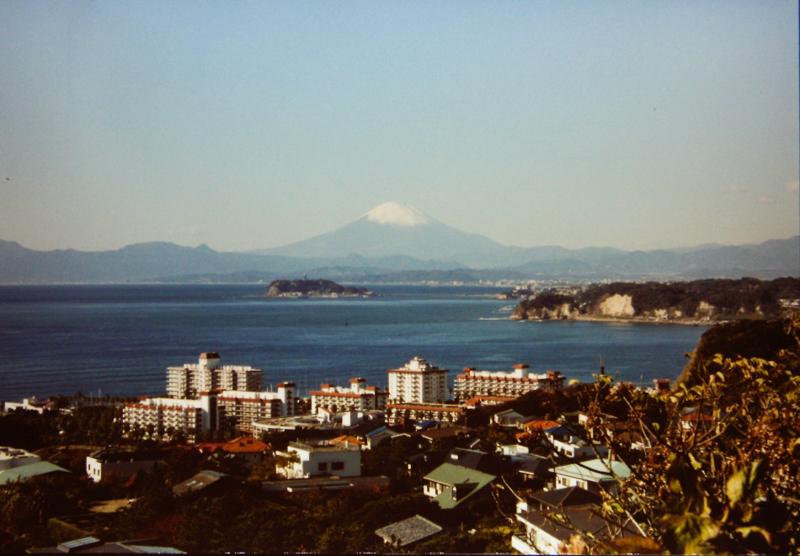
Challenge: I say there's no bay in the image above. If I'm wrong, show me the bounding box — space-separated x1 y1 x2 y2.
0 284 706 401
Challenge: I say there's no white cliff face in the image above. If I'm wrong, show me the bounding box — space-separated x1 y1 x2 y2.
599 294 635 317
696 301 716 316
364 202 431 227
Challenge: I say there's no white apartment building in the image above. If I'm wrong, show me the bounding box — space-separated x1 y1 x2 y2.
387 357 449 404
167 352 262 399
217 383 296 432
86 448 164 483
453 365 565 402
281 440 362 479
310 378 388 413
123 385 296 440
122 395 213 440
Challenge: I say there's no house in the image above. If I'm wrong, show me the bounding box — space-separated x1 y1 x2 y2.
375 515 443 549
522 419 561 433
423 462 496 510
2 397 55 414
0 461 69 485
553 458 631 496
220 435 270 467
520 486 603 513
26 536 185 554
0 446 41 470
173 470 231 496
85 448 166 483
364 426 399 449
331 435 365 448
512 454 555 490
513 504 645 555
492 408 530 427
543 426 609 460
280 440 361 479
405 425 473 451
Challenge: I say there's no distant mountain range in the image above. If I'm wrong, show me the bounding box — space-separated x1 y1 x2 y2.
1 202 797 284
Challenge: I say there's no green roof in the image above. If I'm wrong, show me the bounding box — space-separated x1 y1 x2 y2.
0 461 70 485
554 458 630 483
424 462 496 509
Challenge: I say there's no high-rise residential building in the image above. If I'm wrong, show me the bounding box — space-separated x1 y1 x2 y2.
310 378 388 413
123 385 297 441
453 365 564 402
167 352 262 399
217 383 296 432
387 357 449 404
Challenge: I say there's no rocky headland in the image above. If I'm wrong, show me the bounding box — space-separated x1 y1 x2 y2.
264 279 375 298
511 277 800 324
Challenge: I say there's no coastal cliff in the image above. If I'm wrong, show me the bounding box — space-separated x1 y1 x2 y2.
676 317 799 387
511 277 800 323
264 279 375 298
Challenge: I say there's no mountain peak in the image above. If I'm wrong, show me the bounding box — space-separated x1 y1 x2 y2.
364 202 431 227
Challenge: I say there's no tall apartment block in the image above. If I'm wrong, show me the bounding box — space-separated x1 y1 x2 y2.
453 365 564 402
123 353 292 442
167 352 262 398
387 357 449 404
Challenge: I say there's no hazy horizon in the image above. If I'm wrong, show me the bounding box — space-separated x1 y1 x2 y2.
1 1 798 253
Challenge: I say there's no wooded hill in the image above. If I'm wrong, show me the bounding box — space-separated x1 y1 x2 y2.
512 277 800 322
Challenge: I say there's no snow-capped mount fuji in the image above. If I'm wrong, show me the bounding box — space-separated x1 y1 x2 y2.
364 202 431 227
258 202 507 265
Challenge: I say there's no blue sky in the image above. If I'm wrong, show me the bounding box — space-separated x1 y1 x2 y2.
1 0 797 252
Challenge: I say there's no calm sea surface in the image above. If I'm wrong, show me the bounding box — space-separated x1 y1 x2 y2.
0 284 706 401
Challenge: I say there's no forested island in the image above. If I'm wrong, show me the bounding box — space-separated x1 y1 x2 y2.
264 279 376 298
512 277 800 323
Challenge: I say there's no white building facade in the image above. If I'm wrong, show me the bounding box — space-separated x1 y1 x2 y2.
281 441 362 479
387 358 449 404
123 386 296 440
310 378 388 413
453 365 564 402
167 352 262 399
217 383 296 432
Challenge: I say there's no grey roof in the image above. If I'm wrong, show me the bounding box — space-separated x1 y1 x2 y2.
27 536 186 554
172 470 227 496
517 505 643 544
513 454 554 476
0 461 69 485
529 486 603 510
375 515 443 547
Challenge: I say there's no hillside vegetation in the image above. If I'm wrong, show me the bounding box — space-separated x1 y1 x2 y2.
512 277 800 323
264 279 374 298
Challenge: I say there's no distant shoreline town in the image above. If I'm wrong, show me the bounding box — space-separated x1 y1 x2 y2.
2 316 799 552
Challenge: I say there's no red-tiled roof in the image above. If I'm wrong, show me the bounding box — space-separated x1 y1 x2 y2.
222 436 270 453
524 420 561 431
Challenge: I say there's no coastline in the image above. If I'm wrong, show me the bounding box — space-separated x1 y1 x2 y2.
513 314 717 327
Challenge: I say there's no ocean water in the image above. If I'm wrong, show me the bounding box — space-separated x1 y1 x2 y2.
0 284 706 401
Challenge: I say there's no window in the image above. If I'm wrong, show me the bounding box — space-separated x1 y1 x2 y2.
318 462 328 472
331 461 344 471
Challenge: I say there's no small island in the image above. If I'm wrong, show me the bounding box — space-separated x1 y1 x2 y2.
264 279 376 298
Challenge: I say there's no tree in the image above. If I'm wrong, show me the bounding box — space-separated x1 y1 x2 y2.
595 315 800 553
